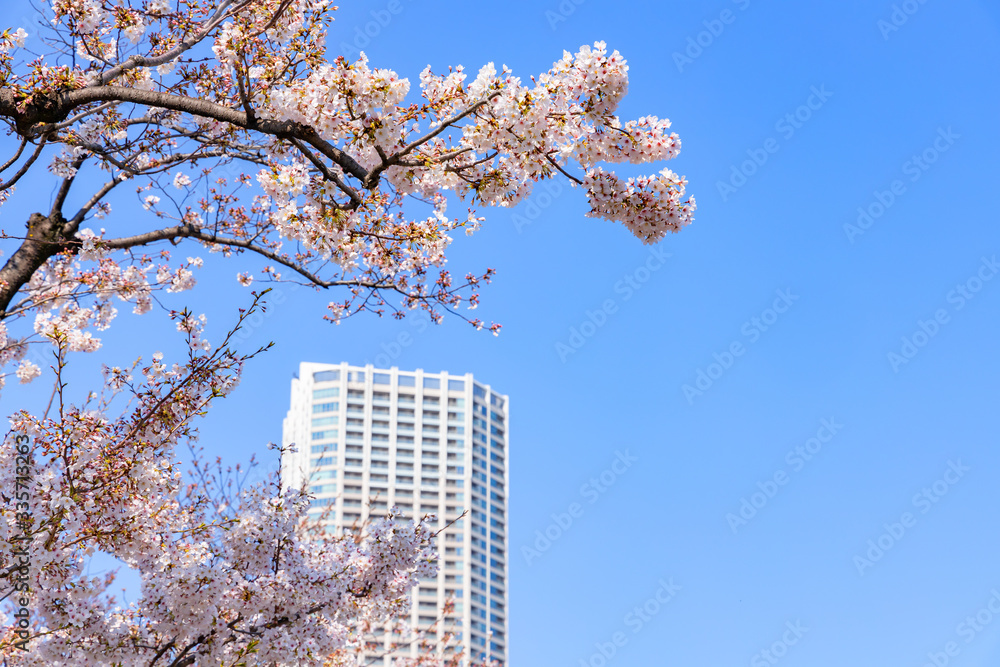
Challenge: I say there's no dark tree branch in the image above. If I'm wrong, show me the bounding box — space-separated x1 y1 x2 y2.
287 136 361 207
0 212 69 318
0 86 370 183
0 135 48 192
0 136 28 174
99 224 356 290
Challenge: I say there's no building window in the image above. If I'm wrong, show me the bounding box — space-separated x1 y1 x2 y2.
313 370 340 382
447 379 465 391
311 430 338 441
347 370 365 383
423 377 440 389
373 372 390 385
313 387 339 399
313 402 339 413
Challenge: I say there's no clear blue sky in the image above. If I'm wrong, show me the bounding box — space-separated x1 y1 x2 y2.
4 1 1000 665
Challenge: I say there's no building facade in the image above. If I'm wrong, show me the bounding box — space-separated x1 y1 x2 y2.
282 362 509 665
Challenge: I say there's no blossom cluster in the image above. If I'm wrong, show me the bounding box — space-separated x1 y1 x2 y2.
1 319 438 665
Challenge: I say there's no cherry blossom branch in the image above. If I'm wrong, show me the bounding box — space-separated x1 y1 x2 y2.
92 0 241 87
287 136 362 207
367 91 503 188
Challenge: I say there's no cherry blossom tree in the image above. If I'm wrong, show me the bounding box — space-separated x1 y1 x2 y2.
0 0 695 663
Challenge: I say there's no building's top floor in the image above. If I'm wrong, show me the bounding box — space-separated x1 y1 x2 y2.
289 362 508 411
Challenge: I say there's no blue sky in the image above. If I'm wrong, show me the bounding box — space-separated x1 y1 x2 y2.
4 0 1000 665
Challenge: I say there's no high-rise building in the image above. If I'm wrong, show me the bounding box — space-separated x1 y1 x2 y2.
282 362 509 665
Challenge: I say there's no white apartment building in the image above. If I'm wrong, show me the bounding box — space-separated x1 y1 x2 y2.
282 362 509 665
